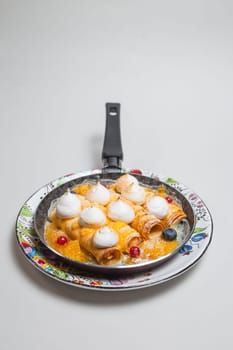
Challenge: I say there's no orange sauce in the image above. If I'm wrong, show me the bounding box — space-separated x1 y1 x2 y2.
141 238 178 260
45 223 89 262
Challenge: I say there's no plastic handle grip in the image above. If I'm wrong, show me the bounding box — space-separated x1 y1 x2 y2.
102 103 123 169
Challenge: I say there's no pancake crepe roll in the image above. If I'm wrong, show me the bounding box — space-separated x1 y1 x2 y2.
131 208 167 239
79 228 121 265
48 208 80 239
110 221 142 252
166 204 187 226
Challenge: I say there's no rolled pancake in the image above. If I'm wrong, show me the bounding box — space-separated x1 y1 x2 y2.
166 204 187 227
48 208 80 240
109 221 142 252
79 228 121 265
131 208 166 239
45 222 87 262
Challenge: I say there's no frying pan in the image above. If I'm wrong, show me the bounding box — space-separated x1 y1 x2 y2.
34 103 195 275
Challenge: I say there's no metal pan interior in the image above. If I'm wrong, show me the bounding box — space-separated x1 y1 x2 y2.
34 172 195 275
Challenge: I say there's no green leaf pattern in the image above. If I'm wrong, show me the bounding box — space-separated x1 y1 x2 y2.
165 178 178 185
194 227 207 234
20 204 33 217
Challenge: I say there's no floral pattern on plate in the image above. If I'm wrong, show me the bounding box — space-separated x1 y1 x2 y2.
16 169 213 291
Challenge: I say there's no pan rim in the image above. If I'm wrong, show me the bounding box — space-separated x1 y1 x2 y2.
32 168 196 275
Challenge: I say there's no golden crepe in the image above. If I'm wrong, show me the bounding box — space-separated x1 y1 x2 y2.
131 209 167 239
166 204 187 227
48 208 81 240
109 221 142 252
131 200 186 239
79 228 121 265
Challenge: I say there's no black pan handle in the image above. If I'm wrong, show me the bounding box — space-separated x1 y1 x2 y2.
102 103 123 171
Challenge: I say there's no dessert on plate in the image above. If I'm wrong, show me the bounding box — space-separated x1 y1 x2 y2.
45 174 189 266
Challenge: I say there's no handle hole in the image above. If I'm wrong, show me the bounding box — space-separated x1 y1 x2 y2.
109 107 117 116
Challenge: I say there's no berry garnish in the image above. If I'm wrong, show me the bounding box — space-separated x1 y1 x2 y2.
162 228 177 241
57 236 68 245
130 169 142 175
129 246 141 258
165 196 173 203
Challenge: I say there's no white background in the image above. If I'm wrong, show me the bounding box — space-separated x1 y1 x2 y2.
1 0 233 349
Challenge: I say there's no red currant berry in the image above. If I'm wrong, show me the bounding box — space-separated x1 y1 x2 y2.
57 236 68 245
165 196 173 203
129 246 141 258
130 169 142 175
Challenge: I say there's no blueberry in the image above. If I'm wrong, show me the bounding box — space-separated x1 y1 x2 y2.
162 228 177 241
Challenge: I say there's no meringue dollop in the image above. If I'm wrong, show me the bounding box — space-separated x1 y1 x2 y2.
56 190 81 218
115 174 138 193
146 196 169 218
93 226 119 248
108 199 135 223
121 183 146 204
86 182 110 205
79 207 106 226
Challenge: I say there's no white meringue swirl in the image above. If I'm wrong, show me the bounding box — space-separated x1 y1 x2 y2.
79 206 106 226
121 183 146 204
93 226 119 248
108 199 135 223
86 182 110 205
115 174 138 193
56 190 81 218
146 196 169 218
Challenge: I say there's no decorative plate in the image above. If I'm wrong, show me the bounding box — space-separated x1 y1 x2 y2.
15 169 213 291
